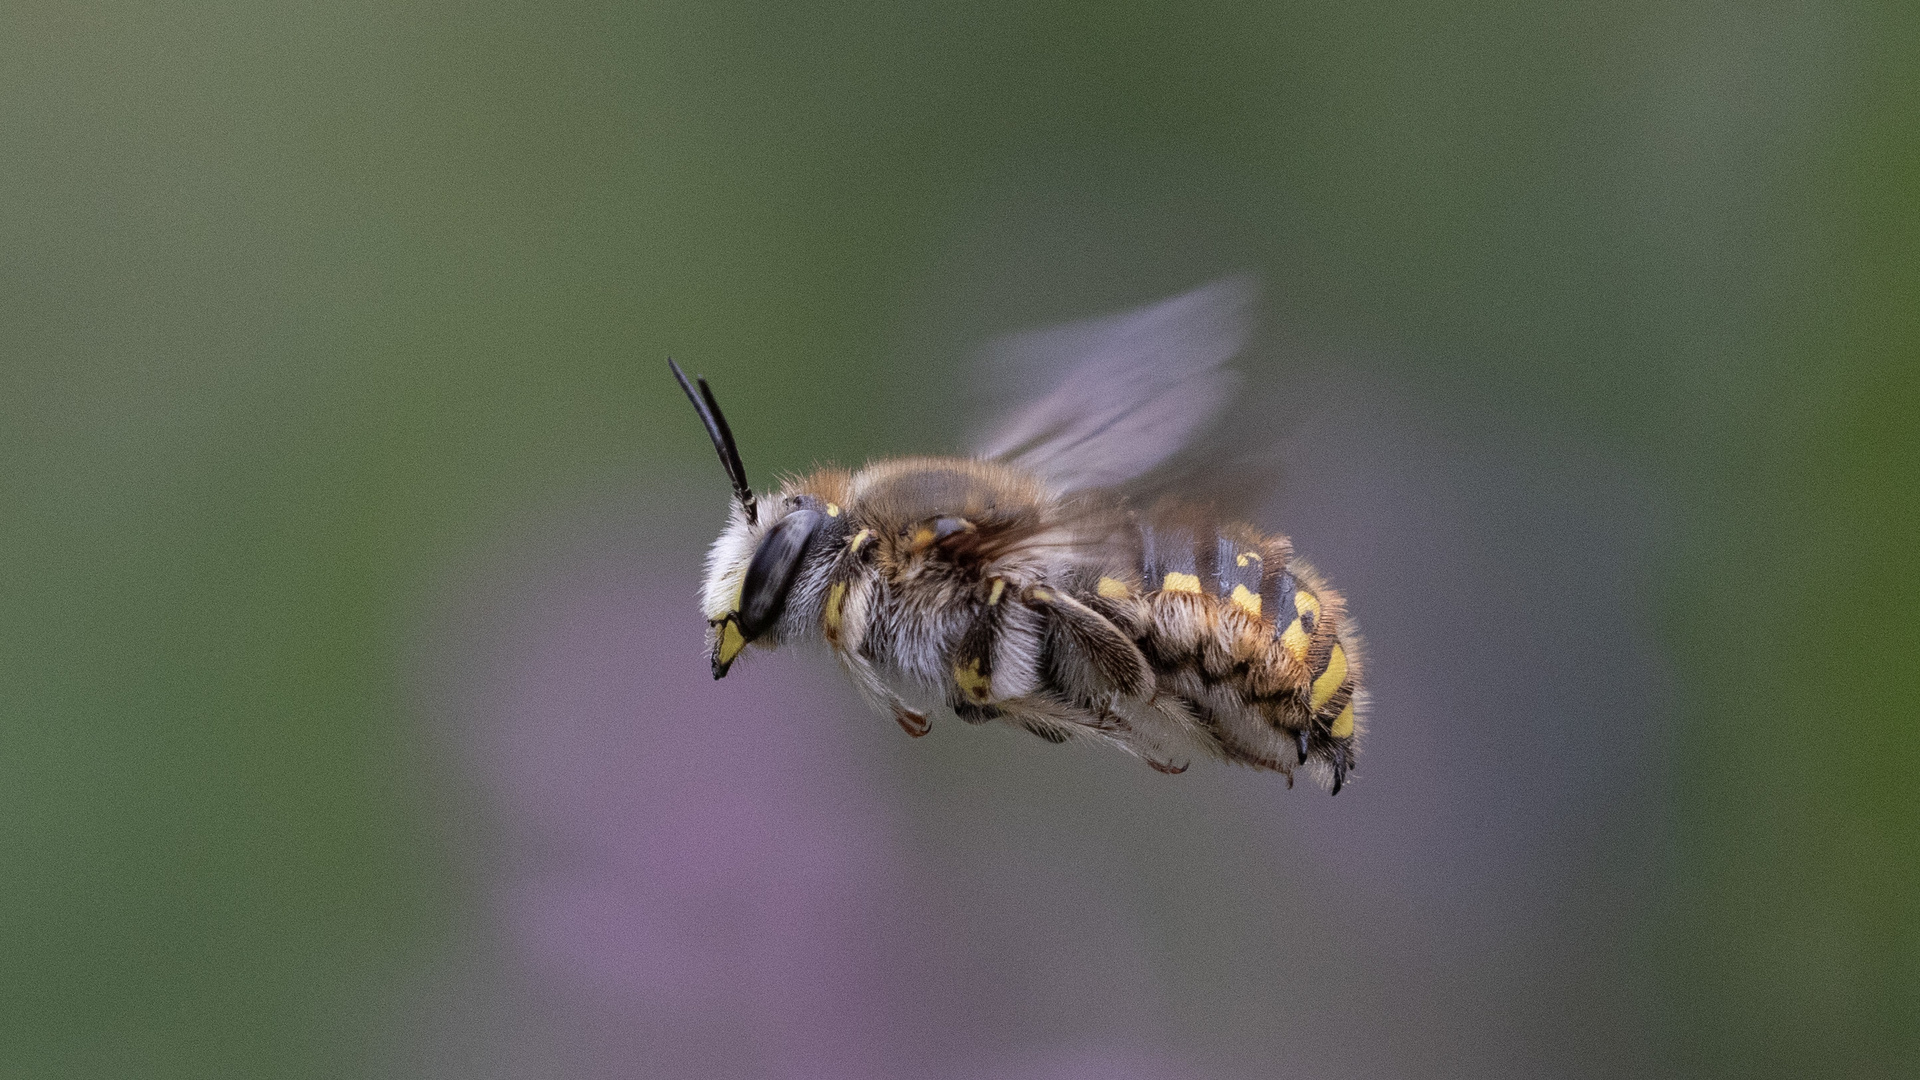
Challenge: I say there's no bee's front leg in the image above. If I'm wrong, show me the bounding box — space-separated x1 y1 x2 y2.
824 568 929 736
834 644 930 737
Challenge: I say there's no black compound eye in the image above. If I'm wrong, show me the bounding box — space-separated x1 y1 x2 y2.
737 508 823 639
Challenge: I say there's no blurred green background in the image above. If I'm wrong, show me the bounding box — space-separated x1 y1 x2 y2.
3 0 1915 1076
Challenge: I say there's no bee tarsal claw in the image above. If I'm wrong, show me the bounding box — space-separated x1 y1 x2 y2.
893 707 931 738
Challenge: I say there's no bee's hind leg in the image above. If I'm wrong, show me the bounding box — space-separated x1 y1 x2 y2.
994 695 1125 750
1104 693 1209 776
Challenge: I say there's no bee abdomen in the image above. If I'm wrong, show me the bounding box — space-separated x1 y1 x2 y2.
1118 516 1362 787
1268 563 1358 737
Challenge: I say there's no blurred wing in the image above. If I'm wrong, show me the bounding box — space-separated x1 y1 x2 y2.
971 275 1256 493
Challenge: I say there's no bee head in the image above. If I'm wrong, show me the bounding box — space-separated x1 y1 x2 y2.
672 360 845 678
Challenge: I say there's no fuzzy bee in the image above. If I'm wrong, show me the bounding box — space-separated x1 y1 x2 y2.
670 277 1364 792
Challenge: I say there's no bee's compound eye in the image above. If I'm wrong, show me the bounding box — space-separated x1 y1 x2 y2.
737 508 823 639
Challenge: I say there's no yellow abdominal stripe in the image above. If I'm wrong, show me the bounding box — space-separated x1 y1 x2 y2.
1330 701 1356 739
1294 589 1321 621
1281 588 1320 659
1310 644 1348 711
1280 620 1309 658
1229 584 1261 616
1162 572 1202 594
716 619 747 666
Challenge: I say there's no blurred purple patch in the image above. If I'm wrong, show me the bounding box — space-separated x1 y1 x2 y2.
474 565 916 1073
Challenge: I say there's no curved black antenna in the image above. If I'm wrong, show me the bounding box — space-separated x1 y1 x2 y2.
668 358 758 525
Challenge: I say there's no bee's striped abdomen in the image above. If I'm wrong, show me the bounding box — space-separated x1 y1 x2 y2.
1125 515 1363 791
1218 530 1266 617
1139 517 1209 595
1274 562 1357 741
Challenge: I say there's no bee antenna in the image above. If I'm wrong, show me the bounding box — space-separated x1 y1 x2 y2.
669 358 758 525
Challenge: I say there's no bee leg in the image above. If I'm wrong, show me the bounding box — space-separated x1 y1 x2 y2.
1100 692 1212 778
832 643 929 738
1174 694 1224 742
995 696 1127 750
1330 742 1349 795
948 577 1034 716
1026 586 1154 699
953 702 1003 724
1092 705 1130 735
1022 721 1070 744
1295 729 1311 766
894 707 932 738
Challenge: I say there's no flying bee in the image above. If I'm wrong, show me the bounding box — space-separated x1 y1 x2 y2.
670 277 1365 792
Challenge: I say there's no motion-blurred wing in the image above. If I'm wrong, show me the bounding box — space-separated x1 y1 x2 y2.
972 275 1256 492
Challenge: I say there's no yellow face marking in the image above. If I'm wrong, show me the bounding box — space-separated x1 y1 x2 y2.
1310 644 1348 710
1330 701 1356 739
1029 587 1054 602
849 528 872 552
1162 572 1203 594
910 526 935 550
825 502 840 517
1294 590 1322 620
1229 584 1261 616
953 657 992 703
1097 576 1131 599
987 578 1006 606
1280 620 1309 658
824 582 847 634
716 619 748 667
1235 551 1261 567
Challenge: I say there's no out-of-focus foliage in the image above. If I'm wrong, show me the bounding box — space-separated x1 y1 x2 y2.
1 0 1913 1076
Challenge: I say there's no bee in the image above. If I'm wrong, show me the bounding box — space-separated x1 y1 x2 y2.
670 277 1364 792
